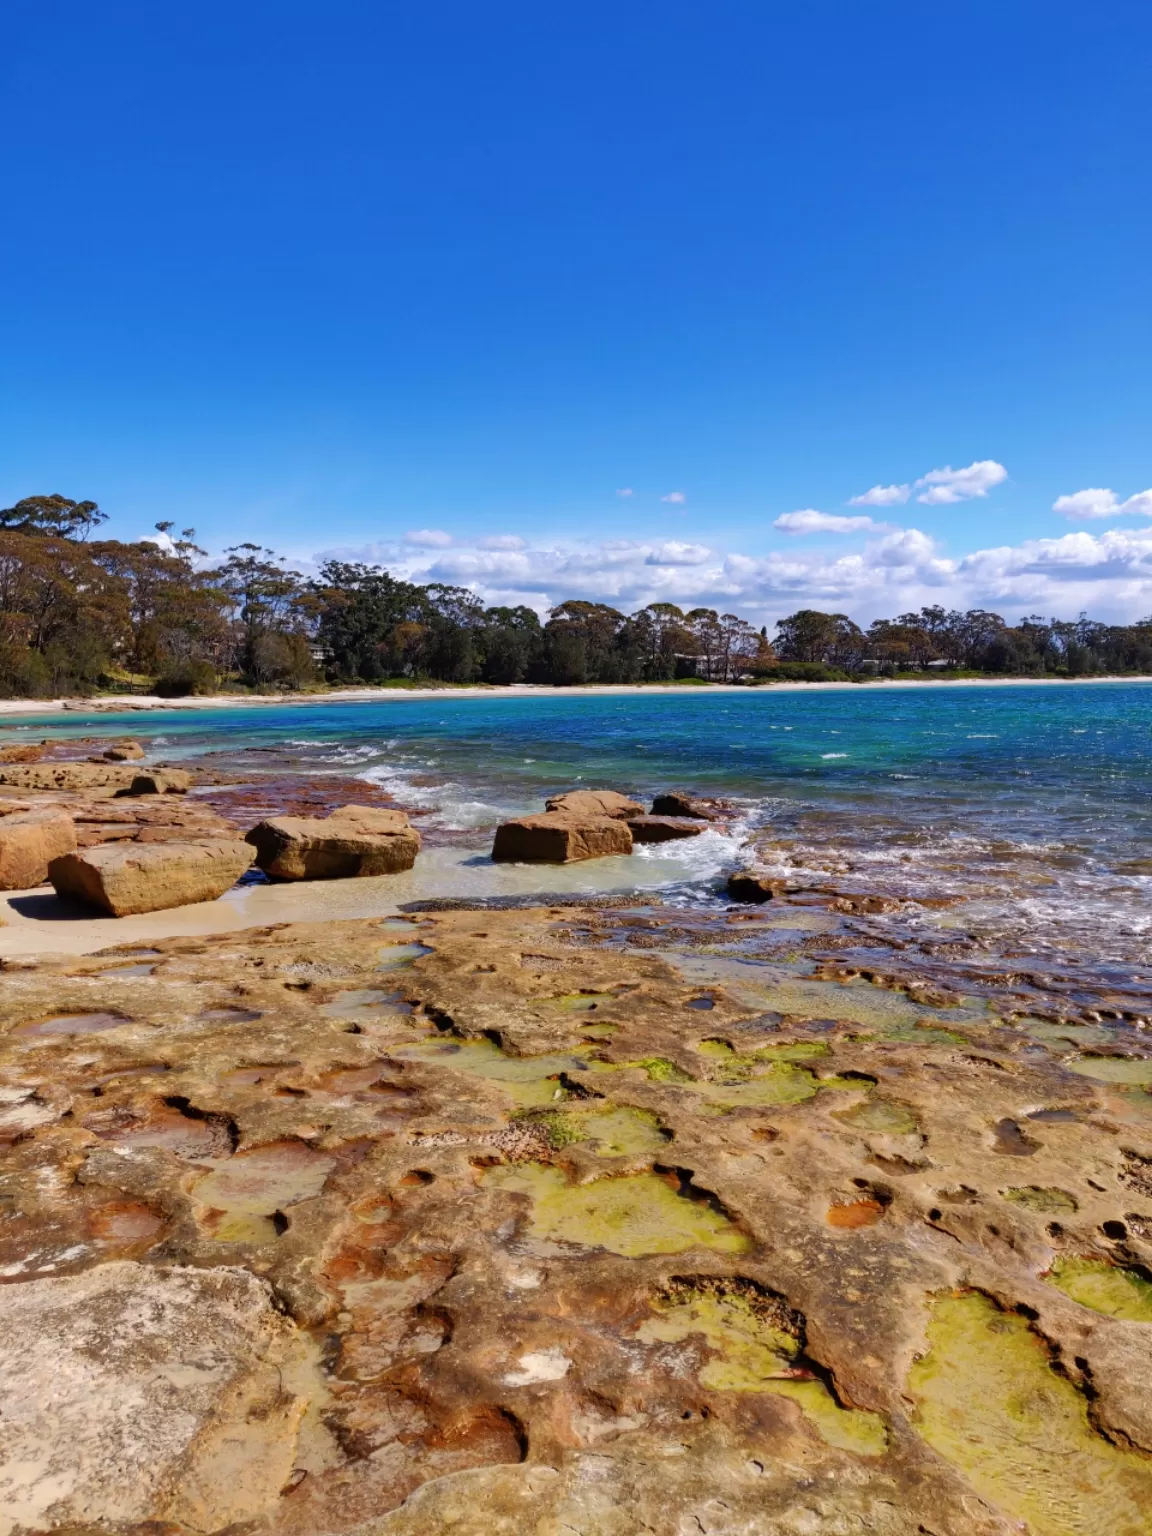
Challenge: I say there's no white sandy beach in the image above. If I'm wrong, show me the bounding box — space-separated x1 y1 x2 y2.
3 674 1152 717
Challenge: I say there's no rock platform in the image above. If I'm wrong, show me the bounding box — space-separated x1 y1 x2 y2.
1 901 1151 1534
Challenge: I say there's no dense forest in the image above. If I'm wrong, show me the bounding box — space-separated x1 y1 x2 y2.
3 494 1152 697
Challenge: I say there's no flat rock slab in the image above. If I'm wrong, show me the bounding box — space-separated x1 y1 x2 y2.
0 763 165 793
492 813 633 862
49 838 255 915
0 808 76 889
0 1261 307 1536
626 815 707 844
544 790 644 820
246 805 421 880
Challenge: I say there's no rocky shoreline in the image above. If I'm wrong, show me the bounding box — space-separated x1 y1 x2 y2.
1 900 1151 1534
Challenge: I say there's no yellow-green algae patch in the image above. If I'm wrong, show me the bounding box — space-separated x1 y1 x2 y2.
1066 1055 1152 1086
482 1163 749 1257
834 1099 919 1136
908 1291 1152 1535
639 1279 887 1457
517 1102 670 1157
688 1038 862 1109
1046 1256 1152 1321
1001 1186 1078 1214
392 1036 605 1107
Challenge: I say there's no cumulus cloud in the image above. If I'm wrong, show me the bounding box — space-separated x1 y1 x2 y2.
847 483 911 507
476 534 527 550
913 459 1007 505
661 491 686 504
317 511 1152 629
1053 487 1152 521
616 487 634 498
774 509 888 535
404 528 454 548
644 541 713 565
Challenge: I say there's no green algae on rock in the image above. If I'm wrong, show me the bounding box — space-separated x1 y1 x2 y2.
482 1162 750 1256
393 1035 604 1107
1001 1185 1079 1214
639 1277 888 1457
519 1102 670 1158
908 1291 1152 1535
834 1098 920 1136
1046 1256 1152 1322
1066 1054 1152 1085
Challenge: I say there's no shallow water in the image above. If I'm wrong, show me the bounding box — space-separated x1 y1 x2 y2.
5 685 1152 989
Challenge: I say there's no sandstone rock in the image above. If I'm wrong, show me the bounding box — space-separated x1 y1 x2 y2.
114 769 192 796
0 1262 309 1535
48 839 255 915
544 789 644 819
0 808 77 889
626 814 707 844
651 791 729 819
727 869 780 902
89 740 145 763
492 813 633 862
245 805 421 880
0 763 156 793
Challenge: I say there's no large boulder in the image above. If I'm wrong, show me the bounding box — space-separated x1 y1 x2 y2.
49 839 255 916
90 739 145 762
492 813 633 863
0 808 77 889
245 805 421 880
626 815 707 844
114 770 192 797
651 791 729 820
544 789 644 820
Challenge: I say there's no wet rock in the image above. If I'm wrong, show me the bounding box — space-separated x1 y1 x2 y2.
246 806 421 880
727 869 781 903
651 791 728 820
626 814 707 844
48 839 256 915
492 813 633 863
101 740 145 762
0 807 76 889
0 1261 310 1535
114 769 193 796
543 789 644 819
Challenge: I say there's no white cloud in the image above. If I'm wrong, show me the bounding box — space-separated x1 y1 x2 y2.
644 541 713 565
317 514 1152 629
847 483 911 507
913 459 1008 505
616 487 634 498
404 528 454 547
661 491 686 504
476 534 527 550
774 509 888 535
1053 487 1152 521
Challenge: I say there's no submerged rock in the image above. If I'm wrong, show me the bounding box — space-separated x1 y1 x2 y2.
727 869 781 902
48 839 255 915
492 812 633 862
245 805 421 880
0 807 76 889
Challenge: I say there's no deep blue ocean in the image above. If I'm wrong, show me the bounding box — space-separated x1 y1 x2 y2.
6 682 1152 959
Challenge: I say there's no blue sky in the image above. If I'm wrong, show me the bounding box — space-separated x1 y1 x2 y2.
3 1 1151 622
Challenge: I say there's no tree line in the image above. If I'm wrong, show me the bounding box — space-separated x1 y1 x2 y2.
2 494 1151 697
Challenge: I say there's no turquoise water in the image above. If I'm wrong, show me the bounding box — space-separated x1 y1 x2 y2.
6 683 1152 956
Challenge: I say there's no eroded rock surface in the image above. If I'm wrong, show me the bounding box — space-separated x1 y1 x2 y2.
1 903 1151 1535
48 839 256 915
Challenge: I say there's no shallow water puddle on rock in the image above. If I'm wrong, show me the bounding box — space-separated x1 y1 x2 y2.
393 1036 603 1107
688 1037 863 1110
639 1278 887 1457
1001 1186 1078 1214
193 1139 336 1242
908 1290 1152 1534
1045 1256 1152 1321
14 1012 132 1038
376 942 433 971
199 1007 264 1024
834 1098 920 1136
483 1162 749 1256
1066 1054 1152 1085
